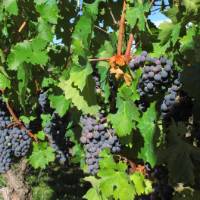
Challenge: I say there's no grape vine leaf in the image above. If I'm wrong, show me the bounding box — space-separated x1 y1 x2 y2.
98 151 136 200
96 41 114 102
83 177 103 200
159 122 200 184
180 26 196 52
32 183 54 200
3 0 18 15
158 22 173 45
7 41 32 70
126 2 150 31
0 73 10 89
7 38 49 70
59 79 99 115
17 64 31 107
137 102 156 167
164 7 179 23
171 23 181 46
159 22 181 46
70 64 93 92
29 142 55 169
83 188 103 200
37 18 54 42
71 0 104 57
35 0 59 24
151 42 170 57
108 97 140 137
183 0 200 13
31 50 49 65
49 94 70 117
118 69 142 102
130 172 153 196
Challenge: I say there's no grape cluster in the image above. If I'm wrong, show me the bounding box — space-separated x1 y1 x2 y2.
130 52 176 98
38 91 50 112
0 101 31 173
38 91 69 165
80 113 121 174
93 75 101 94
44 112 69 165
136 165 174 200
160 78 182 118
150 165 174 200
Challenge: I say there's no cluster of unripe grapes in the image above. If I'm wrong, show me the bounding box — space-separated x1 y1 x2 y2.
0 100 31 173
80 112 121 174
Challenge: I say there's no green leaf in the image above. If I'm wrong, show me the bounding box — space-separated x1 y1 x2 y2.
29 142 55 169
30 50 49 65
71 0 104 58
171 23 181 45
180 26 196 52
3 0 18 15
96 41 114 102
36 0 59 24
150 42 170 57
158 22 174 45
37 18 54 42
0 73 10 89
7 41 32 70
36 131 46 141
159 22 181 46
164 7 179 23
84 0 106 17
97 151 136 200
126 2 150 32
32 183 54 200
49 95 70 117
137 102 157 166
17 64 31 107
130 172 153 195
183 0 200 13
31 37 48 51
59 79 99 115
83 188 102 200
108 97 139 137
70 64 93 92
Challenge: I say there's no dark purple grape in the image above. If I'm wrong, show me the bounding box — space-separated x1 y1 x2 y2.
80 113 121 174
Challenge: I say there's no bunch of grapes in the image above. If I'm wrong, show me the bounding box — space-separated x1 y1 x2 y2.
44 112 69 165
38 91 51 112
160 78 182 118
0 100 31 173
38 91 69 165
130 52 177 98
136 165 174 200
80 113 121 174
93 75 101 95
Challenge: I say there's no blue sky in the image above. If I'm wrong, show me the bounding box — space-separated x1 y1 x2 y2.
148 0 170 26
149 12 169 27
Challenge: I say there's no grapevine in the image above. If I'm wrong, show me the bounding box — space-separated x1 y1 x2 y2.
0 0 199 200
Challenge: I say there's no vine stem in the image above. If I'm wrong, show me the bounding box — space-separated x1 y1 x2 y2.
117 0 126 56
125 33 134 62
18 21 26 33
6 102 37 141
108 7 118 25
89 58 110 62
